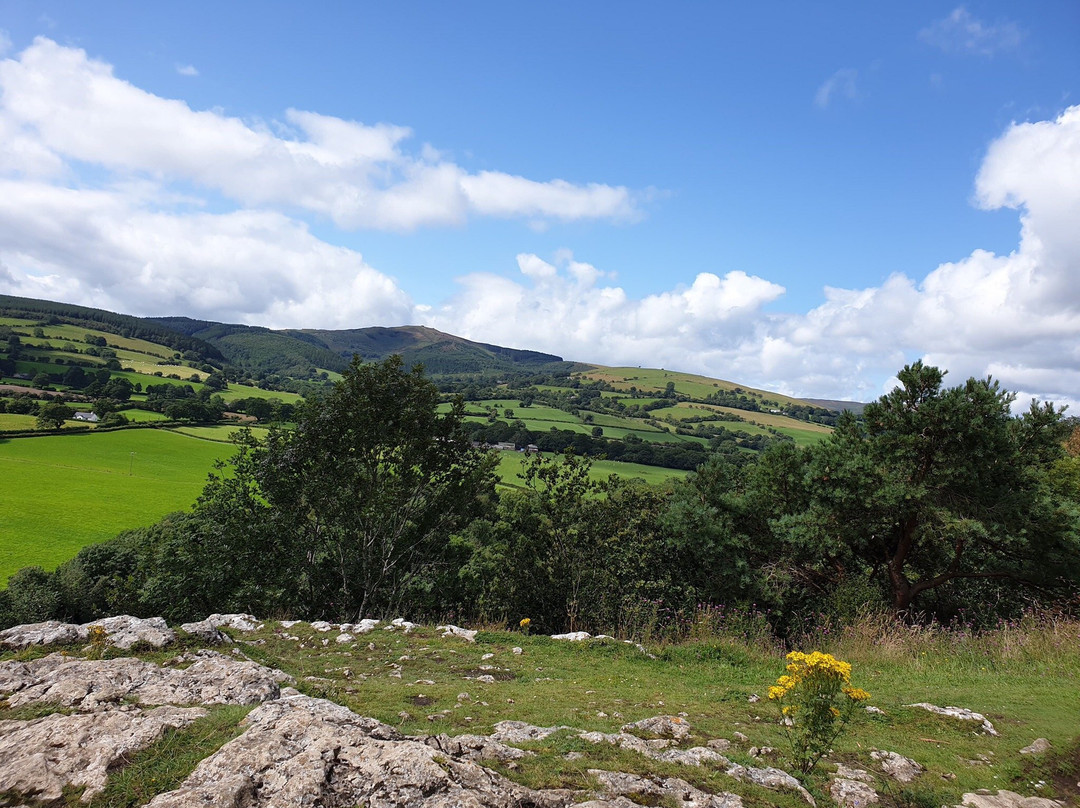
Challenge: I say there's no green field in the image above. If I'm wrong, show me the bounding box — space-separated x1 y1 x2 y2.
0 430 232 583
493 449 688 489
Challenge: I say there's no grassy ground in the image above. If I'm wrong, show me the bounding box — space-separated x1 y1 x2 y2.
0 430 231 583
5 613 1074 807
493 450 689 489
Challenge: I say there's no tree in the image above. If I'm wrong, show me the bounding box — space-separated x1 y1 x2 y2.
198 355 497 620
784 362 1076 614
36 402 73 429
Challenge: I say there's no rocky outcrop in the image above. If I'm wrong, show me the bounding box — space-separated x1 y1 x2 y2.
957 791 1064 808
907 702 998 735
621 714 692 741
0 615 176 650
144 694 572 808
0 650 291 709
589 769 743 808
0 705 208 802
871 749 924 783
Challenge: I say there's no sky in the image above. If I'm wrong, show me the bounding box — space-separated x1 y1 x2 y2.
0 2 1078 407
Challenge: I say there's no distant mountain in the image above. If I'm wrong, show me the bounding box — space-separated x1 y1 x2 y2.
803 398 867 415
147 319 571 379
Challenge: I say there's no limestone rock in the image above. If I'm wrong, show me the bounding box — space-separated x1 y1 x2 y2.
0 705 207 802
179 618 231 644
0 615 175 650
145 694 570 808
489 719 573 744
830 778 880 808
422 732 534 762
0 619 82 649
871 750 924 783
589 769 743 808
437 623 478 642
907 702 998 735
621 714 692 741
1019 738 1051 755
551 631 592 641
205 613 263 632
0 651 290 709
391 617 419 632
957 791 1064 808
835 764 875 783
724 760 816 806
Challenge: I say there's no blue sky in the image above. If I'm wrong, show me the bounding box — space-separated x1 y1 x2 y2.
0 2 1078 405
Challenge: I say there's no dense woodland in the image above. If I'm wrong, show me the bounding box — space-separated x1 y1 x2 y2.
4 351 1078 639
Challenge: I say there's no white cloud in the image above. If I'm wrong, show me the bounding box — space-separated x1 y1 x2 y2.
175 63 199 77
0 180 413 329
420 106 1080 409
919 7 1023 57
0 38 643 230
814 68 858 109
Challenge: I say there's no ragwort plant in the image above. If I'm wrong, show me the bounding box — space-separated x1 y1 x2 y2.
767 650 870 774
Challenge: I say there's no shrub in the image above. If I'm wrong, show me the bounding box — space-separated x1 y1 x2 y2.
767 650 869 774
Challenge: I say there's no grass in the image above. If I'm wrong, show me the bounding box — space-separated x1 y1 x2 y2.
494 450 689 489
86 705 253 808
0 430 232 583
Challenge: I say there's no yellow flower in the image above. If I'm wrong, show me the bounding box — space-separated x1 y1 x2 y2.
843 686 871 702
519 618 531 627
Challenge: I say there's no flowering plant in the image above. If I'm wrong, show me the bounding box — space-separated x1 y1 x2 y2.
519 617 531 635
767 650 870 773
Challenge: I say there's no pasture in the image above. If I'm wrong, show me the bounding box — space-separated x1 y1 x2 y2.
0 430 230 583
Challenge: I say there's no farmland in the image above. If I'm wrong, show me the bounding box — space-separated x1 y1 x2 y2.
0 429 230 583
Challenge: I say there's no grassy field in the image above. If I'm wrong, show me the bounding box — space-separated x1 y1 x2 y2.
576 365 809 406
0 430 232 583
494 449 689 489
4 612 1074 807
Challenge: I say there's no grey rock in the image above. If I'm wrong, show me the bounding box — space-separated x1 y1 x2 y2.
907 702 998 735
957 791 1064 808
830 778 880 808
205 613 263 632
179 619 231 645
724 760 816 806
0 651 290 709
391 617 419 632
551 631 592 641
145 694 570 808
1019 738 1051 755
422 732 534 762
871 749 924 783
0 705 207 802
621 714 692 741
707 738 732 752
589 769 743 808
437 623 478 642
835 764 875 783
0 619 82 649
489 719 573 744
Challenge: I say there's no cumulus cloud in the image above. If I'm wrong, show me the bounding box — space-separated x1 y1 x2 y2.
0 180 413 329
175 63 199 77
423 106 1080 408
919 7 1023 56
0 38 642 230
814 68 858 109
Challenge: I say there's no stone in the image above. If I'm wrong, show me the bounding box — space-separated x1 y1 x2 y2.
489 719 573 744
391 617 419 632
0 650 290 709
179 618 231 644
835 764 875 783
551 631 592 641
0 705 207 802
437 623 478 642
733 731 749 742
957 791 1064 808
907 702 998 735
145 694 570 808
205 613 263 632
871 750 924 783
93 615 176 649
621 714 692 741
1019 738 1051 755
707 738 732 751
310 620 334 632
354 618 381 633
336 632 355 643
724 760 816 805
421 732 534 762
830 778 880 808
589 769 743 808
513 646 523 654
0 619 82 649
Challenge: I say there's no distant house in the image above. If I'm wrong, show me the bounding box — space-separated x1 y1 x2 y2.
73 411 99 422
493 441 516 452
